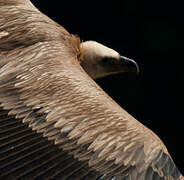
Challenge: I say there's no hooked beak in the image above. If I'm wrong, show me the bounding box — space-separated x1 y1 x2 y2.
119 56 139 74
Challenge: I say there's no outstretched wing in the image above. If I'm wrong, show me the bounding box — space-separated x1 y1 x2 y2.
0 0 182 179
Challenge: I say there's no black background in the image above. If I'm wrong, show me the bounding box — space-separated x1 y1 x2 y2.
32 0 184 173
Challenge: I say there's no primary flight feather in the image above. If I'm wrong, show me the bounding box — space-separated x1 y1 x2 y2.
0 0 183 179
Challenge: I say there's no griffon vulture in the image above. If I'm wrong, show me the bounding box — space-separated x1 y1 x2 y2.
0 0 183 179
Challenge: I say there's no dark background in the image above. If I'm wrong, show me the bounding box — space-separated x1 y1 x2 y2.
33 0 184 173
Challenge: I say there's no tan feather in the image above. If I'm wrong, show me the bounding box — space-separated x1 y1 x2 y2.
0 0 183 179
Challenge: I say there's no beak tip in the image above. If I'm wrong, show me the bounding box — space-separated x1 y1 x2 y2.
135 62 140 74
120 56 139 74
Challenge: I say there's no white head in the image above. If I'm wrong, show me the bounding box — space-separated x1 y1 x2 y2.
80 41 139 79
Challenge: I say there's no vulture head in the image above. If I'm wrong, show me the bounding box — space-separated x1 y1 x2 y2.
80 41 139 79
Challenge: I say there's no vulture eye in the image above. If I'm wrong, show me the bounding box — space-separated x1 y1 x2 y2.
101 57 116 65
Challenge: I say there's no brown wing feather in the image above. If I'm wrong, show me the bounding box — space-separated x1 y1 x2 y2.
0 0 183 179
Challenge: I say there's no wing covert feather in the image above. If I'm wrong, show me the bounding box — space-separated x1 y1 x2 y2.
0 0 183 179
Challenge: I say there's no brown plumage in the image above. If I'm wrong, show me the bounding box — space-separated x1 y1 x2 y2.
0 0 183 179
